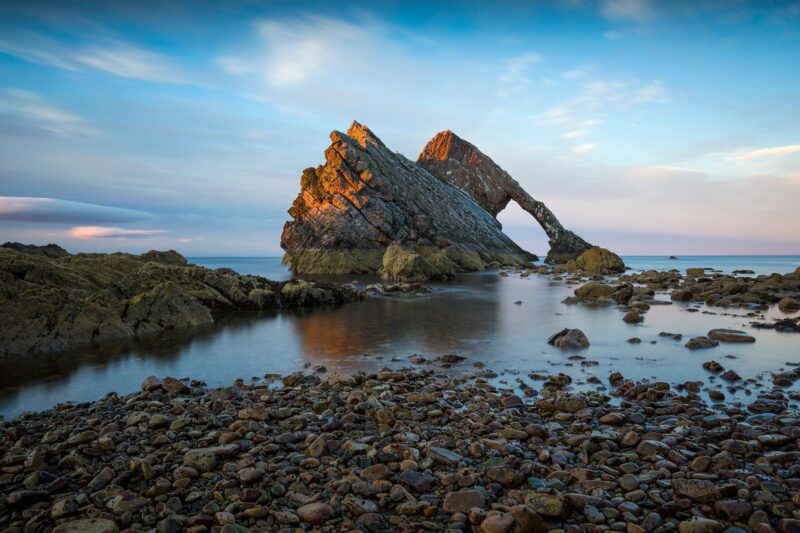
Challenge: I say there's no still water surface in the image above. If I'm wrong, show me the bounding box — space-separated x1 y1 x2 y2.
1 256 798 417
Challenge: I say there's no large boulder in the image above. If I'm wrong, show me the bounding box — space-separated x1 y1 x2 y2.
574 281 616 301
566 247 625 274
281 122 534 278
418 130 592 263
379 242 457 282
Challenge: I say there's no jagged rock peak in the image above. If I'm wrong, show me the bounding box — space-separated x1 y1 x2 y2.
281 122 535 278
418 130 596 264
345 120 385 149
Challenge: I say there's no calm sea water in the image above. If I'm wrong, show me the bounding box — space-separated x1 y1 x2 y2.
1 256 797 417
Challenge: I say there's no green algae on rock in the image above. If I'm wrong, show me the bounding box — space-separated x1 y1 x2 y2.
565 246 626 274
0 246 361 358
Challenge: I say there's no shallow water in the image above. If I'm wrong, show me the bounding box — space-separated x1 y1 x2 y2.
1 256 798 418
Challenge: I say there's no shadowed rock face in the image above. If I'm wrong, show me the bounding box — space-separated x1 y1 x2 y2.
281 122 535 277
417 130 592 263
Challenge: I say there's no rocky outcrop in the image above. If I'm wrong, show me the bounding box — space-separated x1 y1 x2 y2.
0 247 360 358
281 122 535 279
417 130 592 263
1 241 69 258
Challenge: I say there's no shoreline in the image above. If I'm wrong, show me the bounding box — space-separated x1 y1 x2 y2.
2 366 798 532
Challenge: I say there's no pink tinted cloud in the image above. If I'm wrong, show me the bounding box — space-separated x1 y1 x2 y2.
69 226 165 239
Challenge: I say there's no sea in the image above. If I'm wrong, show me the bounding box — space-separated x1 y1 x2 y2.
1 255 798 417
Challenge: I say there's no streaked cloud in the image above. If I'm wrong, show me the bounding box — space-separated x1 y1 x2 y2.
0 35 190 84
0 89 94 136
540 80 670 125
69 226 166 239
730 144 800 160
0 196 152 224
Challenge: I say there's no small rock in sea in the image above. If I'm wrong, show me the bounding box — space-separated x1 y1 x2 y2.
720 369 741 381
777 297 799 312
702 360 724 372
627 337 642 343
685 336 719 349
707 328 756 343
708 389 725 402
547 328 590 349
623 310 643 323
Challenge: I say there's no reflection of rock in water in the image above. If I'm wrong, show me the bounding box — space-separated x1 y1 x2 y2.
0 311 277 405
290 279 500 361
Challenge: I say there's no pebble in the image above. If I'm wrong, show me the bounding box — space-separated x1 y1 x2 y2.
0 368 797 532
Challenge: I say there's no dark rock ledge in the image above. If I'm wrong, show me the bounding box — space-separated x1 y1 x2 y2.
0 245 360 359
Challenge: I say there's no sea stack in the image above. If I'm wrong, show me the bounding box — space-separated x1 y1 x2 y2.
417 130 593 264
280 121 534 281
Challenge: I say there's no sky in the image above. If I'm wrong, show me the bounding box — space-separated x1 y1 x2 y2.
0 0 799 256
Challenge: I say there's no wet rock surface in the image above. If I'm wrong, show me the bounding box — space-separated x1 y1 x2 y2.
622 267 800 310
1 368 799 532
0 247 361 358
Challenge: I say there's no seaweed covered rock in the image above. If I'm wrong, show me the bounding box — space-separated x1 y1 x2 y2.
566 246 625 274
380 242 457 282
0 246 360 358
281 122 534 279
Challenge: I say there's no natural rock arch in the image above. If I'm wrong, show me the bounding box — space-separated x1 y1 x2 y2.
417 130 592 263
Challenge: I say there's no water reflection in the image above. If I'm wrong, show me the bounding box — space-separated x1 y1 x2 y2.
2 268 798 418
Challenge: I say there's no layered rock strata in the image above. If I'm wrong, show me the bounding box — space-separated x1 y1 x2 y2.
280 122 535 279
417 130 593 263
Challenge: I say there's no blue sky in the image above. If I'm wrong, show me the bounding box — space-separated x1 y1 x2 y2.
1 0 799 256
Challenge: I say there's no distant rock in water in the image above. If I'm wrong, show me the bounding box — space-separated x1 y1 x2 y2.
0 246 360 358
417 130 593 264
281 121 535 280
1 241 69 258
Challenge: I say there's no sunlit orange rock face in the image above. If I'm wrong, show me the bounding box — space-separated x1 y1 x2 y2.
280 121 534 276
417 130 592 264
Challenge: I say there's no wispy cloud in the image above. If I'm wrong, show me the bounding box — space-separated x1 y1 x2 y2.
0 89 94 136
563 129 588 139
0 35 190 84
562 64 594 80
601 0 656 22
0 196 152 224
572 142 596 154
541 79 670 126
729 144 800 160
69 226 166 239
